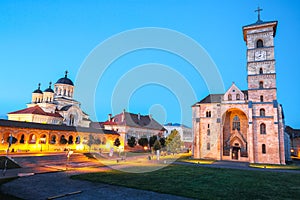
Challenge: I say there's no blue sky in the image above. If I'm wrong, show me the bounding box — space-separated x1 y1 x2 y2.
0 0 299 128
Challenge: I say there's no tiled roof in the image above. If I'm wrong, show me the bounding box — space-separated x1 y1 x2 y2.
243 20 278 29
0 119 119 135
96 112 165 131
8 106 63 118
193 90 248 105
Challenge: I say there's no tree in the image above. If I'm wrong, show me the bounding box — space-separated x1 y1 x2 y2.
87 134 99 152
159 137 166 148
127 136 137 148
149 135 157 148
153 139 162 151
166 129 181 154
138 137 148 147
114 138 121 147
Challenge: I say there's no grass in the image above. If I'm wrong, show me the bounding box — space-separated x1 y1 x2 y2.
249 163 300 170
72 164 300 199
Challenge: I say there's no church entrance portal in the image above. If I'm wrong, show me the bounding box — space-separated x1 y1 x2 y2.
232 147 240 160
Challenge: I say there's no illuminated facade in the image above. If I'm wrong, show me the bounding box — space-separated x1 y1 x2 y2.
192 12 289 164
91 110 165 147
0 119 119 152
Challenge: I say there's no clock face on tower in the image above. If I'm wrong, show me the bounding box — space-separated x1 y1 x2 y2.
254 50 266 61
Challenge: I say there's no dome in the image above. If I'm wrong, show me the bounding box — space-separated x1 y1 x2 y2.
56 71 74 86
33 83 43 94
44 82 54 93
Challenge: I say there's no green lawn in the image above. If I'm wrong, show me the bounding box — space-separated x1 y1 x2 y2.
72 164 300 199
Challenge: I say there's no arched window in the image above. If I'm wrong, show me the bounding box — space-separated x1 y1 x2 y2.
232 115 240 130
228 94 232 101
259 81 264 89
257 39 263 48
69 114 75 126
260 95 264 102
206 111 211 118
68 135 74 144
63 89 66 96
207 129 210 136
262 144 266 154
260 109 265 117
60 135 68 144
236 94 240 100
259 68 263 74
75 136 80 144
39 134 46 144
20 134 25 144
29 134 36 144
260 123 266 134
50 135 56 144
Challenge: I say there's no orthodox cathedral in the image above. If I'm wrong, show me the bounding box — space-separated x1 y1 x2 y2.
192 9 289 164
8 71 90 127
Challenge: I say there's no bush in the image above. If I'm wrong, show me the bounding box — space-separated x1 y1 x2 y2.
114 138 121 147
127 136 137 148
138 137 148 147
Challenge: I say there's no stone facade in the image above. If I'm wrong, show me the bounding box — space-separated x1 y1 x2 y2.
192 17 287 164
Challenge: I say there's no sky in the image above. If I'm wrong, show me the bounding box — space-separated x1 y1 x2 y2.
0 0 299 128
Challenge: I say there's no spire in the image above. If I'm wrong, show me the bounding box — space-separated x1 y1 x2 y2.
65 70 68 78
255 6 263 23
49 81 52 88
38 83 41 90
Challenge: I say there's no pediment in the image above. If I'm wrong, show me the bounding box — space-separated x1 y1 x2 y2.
223 83 244 101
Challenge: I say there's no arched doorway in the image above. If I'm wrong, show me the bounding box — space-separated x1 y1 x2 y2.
222 108 248 160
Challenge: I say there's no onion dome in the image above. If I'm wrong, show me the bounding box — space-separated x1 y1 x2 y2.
44 82 54 93
33 83 43 94
56 70 74 86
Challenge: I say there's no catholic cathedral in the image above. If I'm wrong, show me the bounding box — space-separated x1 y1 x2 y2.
192 9 289 164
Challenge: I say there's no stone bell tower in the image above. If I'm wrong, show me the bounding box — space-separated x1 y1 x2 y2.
243 7 285 164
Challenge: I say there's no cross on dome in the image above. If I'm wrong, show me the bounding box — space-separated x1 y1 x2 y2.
65 70 68 78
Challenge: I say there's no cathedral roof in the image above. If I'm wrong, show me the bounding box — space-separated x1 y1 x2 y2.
193 90 248 105
32 83 43 94
8 106 62 118
56 71 74 86
44 82 54 93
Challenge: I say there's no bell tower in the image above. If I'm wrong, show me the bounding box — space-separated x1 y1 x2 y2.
243 8 285 164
